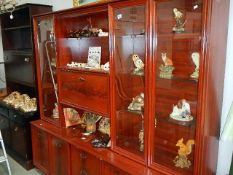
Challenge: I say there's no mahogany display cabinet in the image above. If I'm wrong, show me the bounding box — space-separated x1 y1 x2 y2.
31 0 230 174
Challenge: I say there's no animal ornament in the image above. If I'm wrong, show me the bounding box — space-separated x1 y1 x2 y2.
176 138 195 157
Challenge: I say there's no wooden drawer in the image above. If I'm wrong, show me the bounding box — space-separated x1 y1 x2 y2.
58 70 109 115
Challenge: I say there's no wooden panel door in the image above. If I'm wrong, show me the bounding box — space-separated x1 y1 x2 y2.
31 126 49 174
70 146 100 175
49 136 70 175
102 161 130 175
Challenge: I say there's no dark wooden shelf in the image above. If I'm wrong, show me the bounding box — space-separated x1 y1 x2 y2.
2 25 31 31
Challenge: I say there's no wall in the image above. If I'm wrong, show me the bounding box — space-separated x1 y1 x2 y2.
217 0 233 174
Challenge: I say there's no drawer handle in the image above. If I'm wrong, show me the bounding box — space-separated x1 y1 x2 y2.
80 169 87 175
14 127 18 132
79 77 85 82
24 57 30 62
80 152 87 159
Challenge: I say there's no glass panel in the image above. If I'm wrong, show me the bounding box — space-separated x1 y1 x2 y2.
153 0 203 174
36 16 59 123
114 5 146 158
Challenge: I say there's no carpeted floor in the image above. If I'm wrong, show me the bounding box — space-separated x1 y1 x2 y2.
0 149 44 175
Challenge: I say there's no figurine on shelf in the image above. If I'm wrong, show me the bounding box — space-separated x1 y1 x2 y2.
159 53 175 79
98 29 109 37
174 138 195 168
172 8 186 33
100 62 110 71
190 52 200 80
52 103 59 119
128 93 144 111
98 117 110 136
82 112 102 133
138 129 144 152
3 91 37 112
63 108 81 127
132 54 144 76
170 99 193 122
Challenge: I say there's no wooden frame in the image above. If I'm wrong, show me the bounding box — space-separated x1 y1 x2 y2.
73 0 114 7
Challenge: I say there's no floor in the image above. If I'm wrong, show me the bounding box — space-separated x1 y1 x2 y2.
0 149 44 175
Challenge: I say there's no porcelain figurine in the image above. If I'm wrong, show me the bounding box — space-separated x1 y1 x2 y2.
174 138 195 168
100 62 110 71
173 8 186 33
52 103 59 118
98 117 110 136
190 52 200 80
128 93 144 111
138 129 144 152
170 99 193 122
132 54 144 76
159 53 175 79
3 91 37 112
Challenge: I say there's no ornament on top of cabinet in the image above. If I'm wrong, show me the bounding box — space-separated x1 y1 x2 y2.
132 54 144 76
172 8 186 33
159 53 175 79
128 92 144 111
63 108 81 127
87 47 101 69
190 52 200 80
174 138 195 168
100 61 110 71
170 99 193 122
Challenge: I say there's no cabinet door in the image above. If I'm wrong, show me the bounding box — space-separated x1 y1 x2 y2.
31 126 49 174
33 15 59 125
110 1 148 162
49 136 70 175
102 162 130 175
10 121 31 160
70 146 100 175
150 0 203 174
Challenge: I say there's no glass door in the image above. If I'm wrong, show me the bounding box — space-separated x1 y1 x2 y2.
151 0 203 174
110 1 148 162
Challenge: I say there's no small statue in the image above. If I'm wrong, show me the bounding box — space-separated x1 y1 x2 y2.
128 93 144 111
190 52 200 80
52 103 59 119
170 99 193 122
138 129 144 152
173 8 186 33
100 62 110 71
132 54 144 76
98 117 110 136
174 138 195 168
159 53 175 79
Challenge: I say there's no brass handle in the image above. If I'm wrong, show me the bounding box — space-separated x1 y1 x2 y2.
79 77 85 82
80 152 87 159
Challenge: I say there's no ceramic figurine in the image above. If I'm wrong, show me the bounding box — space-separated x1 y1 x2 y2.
170 99 193 122
128 93 144 111
98 29 109 37
132 54 144 76
138 129 144 152
100 62 110 71
174 138 195 168
3 91 37 112
190 52 200 80
173 8 186 33
52 103 59 119
98 117 110 136
159 53 175 79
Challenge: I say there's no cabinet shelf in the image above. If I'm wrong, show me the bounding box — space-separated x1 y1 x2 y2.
157 32 201 40
66 36 109 40
2 25 31 31
116 34 145 38
58 66 109 74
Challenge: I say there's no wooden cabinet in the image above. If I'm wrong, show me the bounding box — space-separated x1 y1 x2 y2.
49 136 70 175
31 126 49 174
71 146 100 175
32 0 230 175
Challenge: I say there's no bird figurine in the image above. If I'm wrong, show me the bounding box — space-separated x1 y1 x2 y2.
173 8 186 32
132 54 144 73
